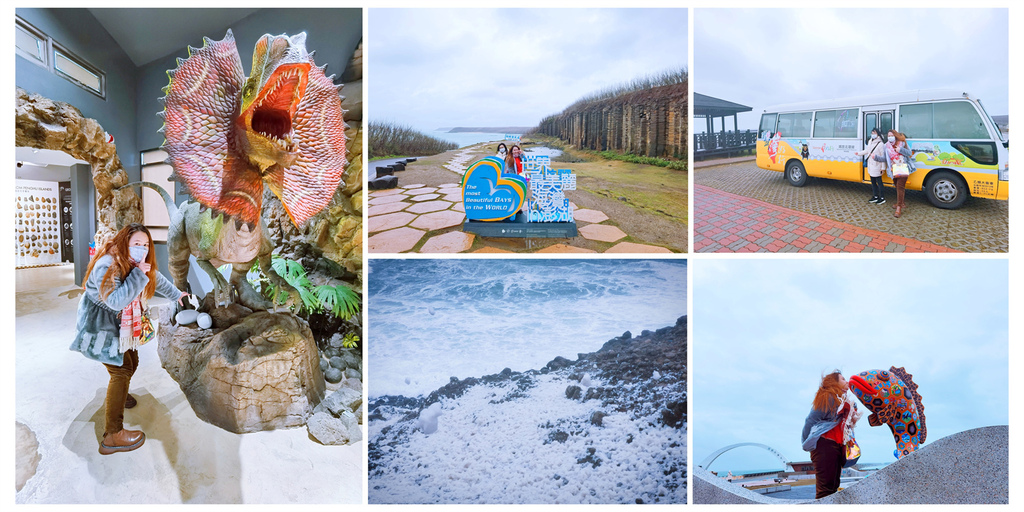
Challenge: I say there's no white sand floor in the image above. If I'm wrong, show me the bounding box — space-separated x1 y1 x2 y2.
15 265 363 503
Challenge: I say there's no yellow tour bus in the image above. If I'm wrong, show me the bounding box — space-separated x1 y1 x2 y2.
756 89 1008 209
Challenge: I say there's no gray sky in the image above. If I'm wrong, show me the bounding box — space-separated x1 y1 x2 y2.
694 8 1009 133
693 259 1008 473
369 8 687 133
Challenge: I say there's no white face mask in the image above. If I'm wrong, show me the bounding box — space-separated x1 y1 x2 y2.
129 245 148 263
887 136 896 143
871 133 878 140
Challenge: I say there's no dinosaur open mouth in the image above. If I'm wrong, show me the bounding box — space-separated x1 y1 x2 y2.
251 64 308 148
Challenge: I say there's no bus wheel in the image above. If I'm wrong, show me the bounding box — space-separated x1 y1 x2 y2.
924 170 968 209
785 161 807 187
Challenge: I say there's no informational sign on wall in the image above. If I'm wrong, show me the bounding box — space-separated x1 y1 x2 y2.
16 179 63 267
59 181 74 263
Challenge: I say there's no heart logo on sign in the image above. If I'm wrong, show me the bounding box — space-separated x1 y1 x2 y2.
462 157 526 221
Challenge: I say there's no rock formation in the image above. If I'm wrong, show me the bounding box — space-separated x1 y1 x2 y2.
157 312 326 434
537 81 687 159
15 421 41 492
15 87 141 247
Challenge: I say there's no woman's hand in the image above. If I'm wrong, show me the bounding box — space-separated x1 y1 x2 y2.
137 262 152 273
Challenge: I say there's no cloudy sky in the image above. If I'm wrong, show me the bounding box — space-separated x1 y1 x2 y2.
693 259 1008 473
694 8 1009 132
369 8 687 133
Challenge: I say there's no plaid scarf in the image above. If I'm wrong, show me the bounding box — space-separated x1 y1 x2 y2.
886 140 905 164
119 295 145 353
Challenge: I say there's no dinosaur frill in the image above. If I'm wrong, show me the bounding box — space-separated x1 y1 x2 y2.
159 30 347 227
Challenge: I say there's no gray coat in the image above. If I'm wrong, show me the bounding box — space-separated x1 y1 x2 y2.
885 143 918 179
68 255 181 365
801 403 843 452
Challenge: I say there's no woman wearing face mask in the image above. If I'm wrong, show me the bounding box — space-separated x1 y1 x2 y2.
495 142 508 159
854 128 889 204
504 144 525 175
70 223 186 455
885 130 916 217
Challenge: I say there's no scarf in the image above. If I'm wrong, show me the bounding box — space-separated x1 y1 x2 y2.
838 393 859 445
119 295 145 353
886 140 905 164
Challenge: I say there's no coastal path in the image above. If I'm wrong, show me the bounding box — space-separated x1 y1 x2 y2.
368 145 674 253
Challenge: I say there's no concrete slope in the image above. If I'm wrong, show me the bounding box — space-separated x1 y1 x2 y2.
694 425 1008 504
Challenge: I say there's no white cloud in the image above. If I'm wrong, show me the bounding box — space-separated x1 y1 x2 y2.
370 8 688 132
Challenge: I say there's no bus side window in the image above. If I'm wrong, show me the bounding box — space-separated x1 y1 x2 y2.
759 113 778 140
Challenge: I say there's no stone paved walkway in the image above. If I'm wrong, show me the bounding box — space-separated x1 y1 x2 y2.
695 161 1007 252
694 185 960 253
368 184 673 254
368 144 677 253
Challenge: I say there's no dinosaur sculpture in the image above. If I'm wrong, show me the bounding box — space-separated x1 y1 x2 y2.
130 30 347 309
849 366 927 459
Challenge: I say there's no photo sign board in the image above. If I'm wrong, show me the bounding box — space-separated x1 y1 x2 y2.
462 154 578 224
462 157 526 221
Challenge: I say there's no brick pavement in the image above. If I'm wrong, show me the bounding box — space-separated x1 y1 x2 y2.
695 162 1008 252
694 185 960 253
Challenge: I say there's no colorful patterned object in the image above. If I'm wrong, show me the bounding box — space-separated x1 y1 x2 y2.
160 30 346 227
849 367 927 459
462 157 526 221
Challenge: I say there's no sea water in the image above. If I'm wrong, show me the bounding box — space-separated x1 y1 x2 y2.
432 131 509 148
368 259 687 398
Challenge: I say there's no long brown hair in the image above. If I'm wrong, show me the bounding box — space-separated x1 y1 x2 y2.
82 223 157 301
504 144 522 171
812 370 846 412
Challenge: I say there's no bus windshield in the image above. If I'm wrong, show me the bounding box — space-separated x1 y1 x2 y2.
976 99 1005 142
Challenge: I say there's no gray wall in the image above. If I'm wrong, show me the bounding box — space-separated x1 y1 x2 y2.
16 8 142 182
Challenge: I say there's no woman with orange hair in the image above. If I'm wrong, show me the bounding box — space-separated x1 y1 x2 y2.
69 223 186 455
800 370 861 499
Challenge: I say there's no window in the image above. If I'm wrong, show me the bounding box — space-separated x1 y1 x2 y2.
759 113 777 138
15 17 47 66
14 16 106 99
777 112 812 137
813 110 835 138
52 41 104 98
900 101 988 139
813 109 859 138
952 142 997 166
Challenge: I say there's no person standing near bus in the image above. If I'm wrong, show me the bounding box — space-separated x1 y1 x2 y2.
885 130 916 217
855 128 889 204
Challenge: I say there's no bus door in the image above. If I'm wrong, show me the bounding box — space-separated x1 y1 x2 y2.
863 110 894 183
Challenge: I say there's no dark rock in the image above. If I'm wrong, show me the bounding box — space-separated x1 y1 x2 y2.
565 385 582 401
546 356 573 371
375 165 394 176
330 356 345 369
548 430 569 444
590 411 607 426
621 331 632 339
325 367 344 383
199 293 254 329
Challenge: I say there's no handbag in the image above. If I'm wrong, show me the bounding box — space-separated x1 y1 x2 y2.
892 161 910 177
139 306 158 346
844 438 861 467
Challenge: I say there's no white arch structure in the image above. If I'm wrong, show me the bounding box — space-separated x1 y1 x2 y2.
699 443 790 470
